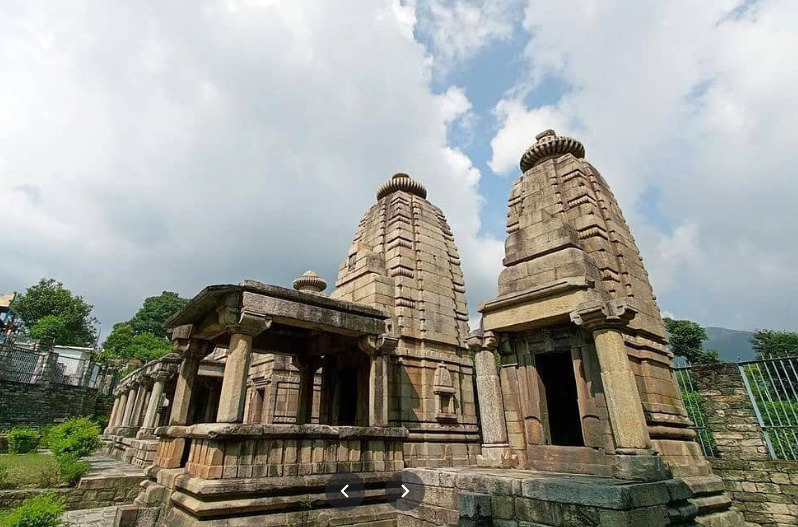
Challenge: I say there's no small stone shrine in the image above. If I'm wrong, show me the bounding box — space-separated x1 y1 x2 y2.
112 133 743 527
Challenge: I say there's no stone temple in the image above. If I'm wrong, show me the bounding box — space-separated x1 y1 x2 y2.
103 132 743 527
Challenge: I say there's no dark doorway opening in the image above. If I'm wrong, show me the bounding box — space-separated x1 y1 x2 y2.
338 368 358 425
537 351 584 447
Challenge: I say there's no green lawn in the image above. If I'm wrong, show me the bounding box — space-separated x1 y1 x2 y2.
0 453 59 489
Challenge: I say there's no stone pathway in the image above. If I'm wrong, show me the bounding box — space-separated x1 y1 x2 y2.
82 454 145 480
63 506 117 527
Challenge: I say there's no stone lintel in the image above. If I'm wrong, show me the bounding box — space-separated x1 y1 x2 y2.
481 284 599 332
480 277 591 313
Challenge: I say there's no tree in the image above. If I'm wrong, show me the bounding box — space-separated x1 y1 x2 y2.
100 291 187 363
126 333 172 362
663 317 719 364
751 330 798 359
101 323 134 359
11 278 97 347
128 292 188 338
28 315 71 345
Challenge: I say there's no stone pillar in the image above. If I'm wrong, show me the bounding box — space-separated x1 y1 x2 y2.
591 328 650 449
121 384 140 427
114 390 129 428
293 357 320 425
132 381 151 429
105 395 122 434
169 342 207 426
216 313 271 423
571 302 670 481
357 334 394 427
369 353 388 427
469 331 510 466
137 372 170 439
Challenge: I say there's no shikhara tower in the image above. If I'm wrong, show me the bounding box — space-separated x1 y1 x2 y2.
476 129 709 478
331 173 480 466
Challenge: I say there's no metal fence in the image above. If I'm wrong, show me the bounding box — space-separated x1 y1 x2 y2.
738 356 798 461
673 357 719 457
0 340 115 393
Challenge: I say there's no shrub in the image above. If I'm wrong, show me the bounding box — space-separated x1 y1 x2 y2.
55 455 90 487
5 493 64 527
47 418 100 459
37 427 53 450
8 429 40 455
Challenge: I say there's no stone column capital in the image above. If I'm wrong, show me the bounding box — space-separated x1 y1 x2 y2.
291 355 322 372
226 311 272 337
153 370 174 383
570 300 637 332
466 331 483 352
482 331 498 351
356 334 397 355
466 330 498 352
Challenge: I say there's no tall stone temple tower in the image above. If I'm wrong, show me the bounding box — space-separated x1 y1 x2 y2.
331 173 480 466
474 129 709 478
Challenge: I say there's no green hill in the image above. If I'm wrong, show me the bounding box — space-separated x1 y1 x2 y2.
704 327 754 362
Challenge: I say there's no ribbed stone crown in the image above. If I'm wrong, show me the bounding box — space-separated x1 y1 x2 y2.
376 173 427 200
519 129 585 172
292 270 327 293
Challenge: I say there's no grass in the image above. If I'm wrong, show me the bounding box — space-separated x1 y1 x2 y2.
0 510 11 526
0 453 59 489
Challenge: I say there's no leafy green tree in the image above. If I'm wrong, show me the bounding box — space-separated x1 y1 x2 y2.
663 317 719 364
102 323 134 356
11 278 97 347
28 315 70 345
126 332 172 362
129 292 188 338
100 292 186 363
751 330 798 359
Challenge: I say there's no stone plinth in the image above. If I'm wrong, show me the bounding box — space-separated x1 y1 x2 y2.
153 423 408 477
397 467 744 527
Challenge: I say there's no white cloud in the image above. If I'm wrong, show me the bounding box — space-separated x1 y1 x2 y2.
490 0 798 331
0 0 502 334
489 100 569 174
415 0 521 72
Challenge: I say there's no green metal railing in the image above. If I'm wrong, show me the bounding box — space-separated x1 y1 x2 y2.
673 357 719 457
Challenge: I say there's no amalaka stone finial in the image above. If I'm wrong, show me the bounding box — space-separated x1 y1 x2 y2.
376 173 428 200
520 129 585 173
292 270 327 294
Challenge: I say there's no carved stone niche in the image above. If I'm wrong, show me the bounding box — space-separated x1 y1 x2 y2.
433 362 457 423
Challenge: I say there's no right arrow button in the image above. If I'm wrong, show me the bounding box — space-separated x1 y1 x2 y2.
386 471 425 511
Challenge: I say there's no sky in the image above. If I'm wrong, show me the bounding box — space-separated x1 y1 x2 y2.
1 0 796 342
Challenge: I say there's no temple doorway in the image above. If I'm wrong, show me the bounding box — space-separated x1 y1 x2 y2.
338 367 358 425
537 350 584 447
